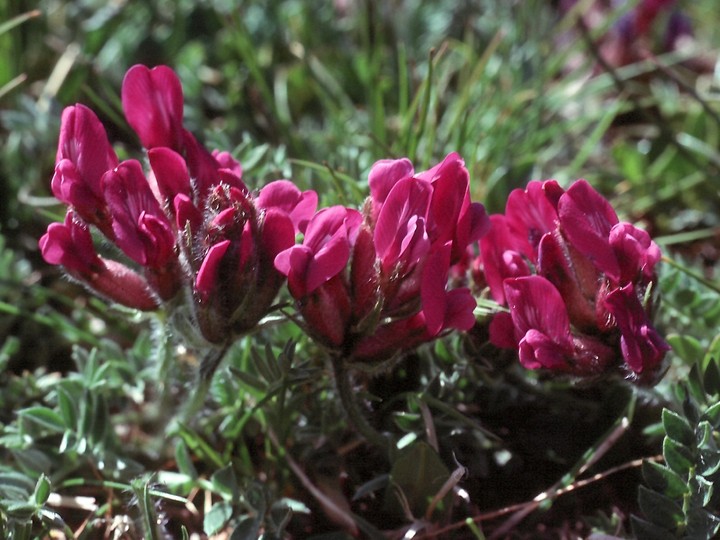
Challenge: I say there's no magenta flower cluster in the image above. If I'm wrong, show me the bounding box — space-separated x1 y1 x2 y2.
40 64 669 379
475 179 669 383
40 65 317 343
274 154 489 362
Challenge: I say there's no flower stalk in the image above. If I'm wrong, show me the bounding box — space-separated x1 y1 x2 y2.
330 353 392 455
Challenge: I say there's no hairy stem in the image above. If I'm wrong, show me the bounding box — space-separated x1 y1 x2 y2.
180 343 231 422
331 354 392 456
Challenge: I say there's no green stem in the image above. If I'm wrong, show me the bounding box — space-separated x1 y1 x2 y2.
180 344 230 422
331 354 392 456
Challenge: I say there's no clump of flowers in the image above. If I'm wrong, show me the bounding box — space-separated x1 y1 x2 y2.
475 179 669 384
39 62 670 397
40 65 317 345
274 153 490 364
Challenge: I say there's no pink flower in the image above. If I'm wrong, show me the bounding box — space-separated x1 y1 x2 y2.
102 160 176 270
421 243 476 335
367 158 415 224
39 212 159 311
191 183 315 342
418 152 490 262
273 206 361 348
478 214 532 304
255 180 319 234
503 276 575 371
40 211 102 275
122 65 184 151
374 176 432 274
501 276 615 375
608 222 662 284
275 154 489 361
147 147 192 204
275 206 361 298
50 104 118 236
42 64 319 345
476 179 668 382
505 180 561 255
121 64 243 201
604 284 670 379
557 179 621 282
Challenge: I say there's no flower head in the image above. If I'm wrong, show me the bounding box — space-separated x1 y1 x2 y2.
476 179 667 382
275 154 489 362
41 64 318 345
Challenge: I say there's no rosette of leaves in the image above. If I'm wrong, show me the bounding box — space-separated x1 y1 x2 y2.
632 340 720 539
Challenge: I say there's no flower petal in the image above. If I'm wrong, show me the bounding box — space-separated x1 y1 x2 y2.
122 64 184 150
558 180 620 279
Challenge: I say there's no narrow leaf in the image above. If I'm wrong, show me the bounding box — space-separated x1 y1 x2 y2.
637 485 683 531
641 461 688 499
630 515 677 540
204 501 233 536
211 465 239 500
663 437 694 476
662 409 695 447
175 440 198 480
702 401 720 428
33 474 51 506
18 407 65 433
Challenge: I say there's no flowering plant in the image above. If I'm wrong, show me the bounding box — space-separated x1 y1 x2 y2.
11 2 720 536
274 153 489 364
475 179 669 384
40 65 317 352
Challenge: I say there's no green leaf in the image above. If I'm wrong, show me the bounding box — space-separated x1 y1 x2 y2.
702 401 720 428
696 421 714 448
667 334 703 366
88 393 110 445
690 474 715 507
269 500 293 533
0 472 35 500
39 508 67 529
637 486 683 531
204 501 233 536
662 408 695 447
10 449 52 477
229 514 261 540
131 477 160 540
698 449 720 477
177 423 225 469
641 461 688 499
630 515 677 540
18 407 65 433
392 412 421 432
228 365 267 392
687 364 707 407
682 394 701 426
175 440 198 480
387 441 450 518
33 474 50 506
663 437 694 476
211 465 239 500
56 385 78 429
702 357 720 397
353 474 389 502
3 501 37 521
685 507 720 539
